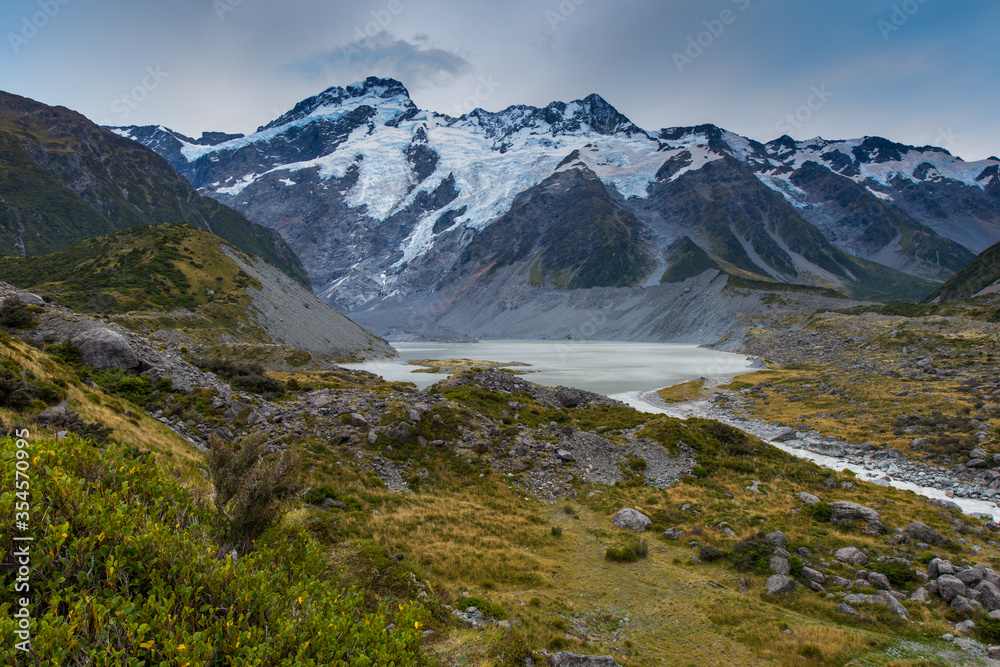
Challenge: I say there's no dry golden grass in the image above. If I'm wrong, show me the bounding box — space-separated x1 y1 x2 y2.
657 378 707 403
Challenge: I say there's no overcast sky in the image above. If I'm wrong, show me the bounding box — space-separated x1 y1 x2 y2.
3 0 998 160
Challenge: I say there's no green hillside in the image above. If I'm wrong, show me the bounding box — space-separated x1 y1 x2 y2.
0 91 308 287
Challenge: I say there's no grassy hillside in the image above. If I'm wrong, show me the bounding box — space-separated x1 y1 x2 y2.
0 91 308 287
926 239 1000 302
0 224 276 341
1 299 998 664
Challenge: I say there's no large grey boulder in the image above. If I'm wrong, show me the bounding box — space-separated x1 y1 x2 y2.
879 590 909 618
829 501 883 535
976 581 1000 611
796 492 821 505
765 574 797 596
612 508 652 532
764 531 788 549
550 652 622 667
928 558 955 579
834 546 868 566
905 521 945 546
801 567 826 585
70 328 139 370
769 556 791 576
936 575 968 603
868 572 892 591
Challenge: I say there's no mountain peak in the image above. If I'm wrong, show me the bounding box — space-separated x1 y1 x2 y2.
257 77 415 132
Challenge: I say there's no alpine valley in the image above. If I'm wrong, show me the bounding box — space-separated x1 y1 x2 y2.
113 77 1000 340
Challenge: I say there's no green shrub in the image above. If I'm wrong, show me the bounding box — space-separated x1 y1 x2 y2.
91 368 153 406
457 596 507 620
0 297 37 329
869 561 915 588
799 645 823 661
808 501 833 522
978 617 1000 644
698 545 725 562
0 434 436 665
303 485 364 511
0 369 34 409
606 546 639 563
731 533 774 573
691 465 709 478
207 433 299 549
551 526 563 538
46 339 82 367
788 554 805 578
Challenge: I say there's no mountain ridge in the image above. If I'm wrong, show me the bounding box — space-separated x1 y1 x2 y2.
110 77 999 334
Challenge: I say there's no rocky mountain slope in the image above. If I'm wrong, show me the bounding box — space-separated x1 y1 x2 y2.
928 239 1000 302
0 224 394 363
0 91 308 286
112 78 998 335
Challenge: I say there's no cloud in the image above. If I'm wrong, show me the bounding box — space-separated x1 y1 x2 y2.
291 32 471 88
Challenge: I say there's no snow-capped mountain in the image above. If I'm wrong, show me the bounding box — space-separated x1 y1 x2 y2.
112 77 1000 332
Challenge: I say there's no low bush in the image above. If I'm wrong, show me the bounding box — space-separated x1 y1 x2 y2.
869 561 916 588
808 501 833 522
457 596 507 620
606 540 648 563
0 434 436 665
698 545 725 562
551 526 563 538
730 533 774 573
207 433 299 550
0 297 36 329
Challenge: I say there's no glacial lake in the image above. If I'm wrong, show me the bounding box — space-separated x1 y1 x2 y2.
344 340 755 395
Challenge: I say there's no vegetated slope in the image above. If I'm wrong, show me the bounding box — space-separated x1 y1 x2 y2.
0 309 997 664
0 90 308 287
112 77 999 325
926 238 1000 302
0 223 394 360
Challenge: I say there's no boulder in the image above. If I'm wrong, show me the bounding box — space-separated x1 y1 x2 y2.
950 596 977 616
955 620 976 634
868 572 892 591
909 587 930 603
556 449 576 462
829 501 883 535
936 575 968 603
975 580 1000 611
765 574 797 596
836 602 861 617
550 652 621 667
796 492 821 505
70 328 139 370
769 557 791 576
554 388 585 408
801 567 826 585
771 429 798 442
662 528 684 540
764 531 788 550
956 568 984 587
971 447 989 460
904 522 945 546
834 547 868 566
612 508 651 532
928 558 954 578
880 590 909 618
